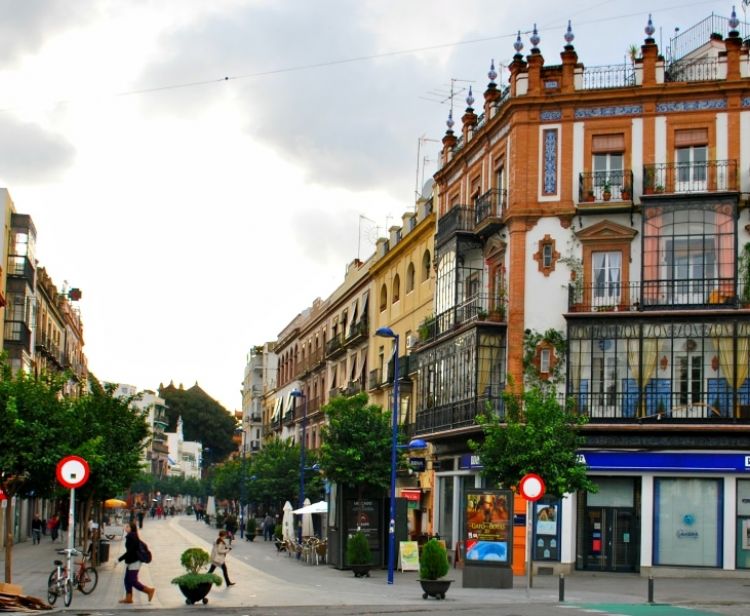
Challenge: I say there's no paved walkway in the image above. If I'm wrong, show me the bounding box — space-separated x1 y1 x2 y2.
0 515 748 614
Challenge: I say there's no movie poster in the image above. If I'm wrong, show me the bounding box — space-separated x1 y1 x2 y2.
464 490 511 563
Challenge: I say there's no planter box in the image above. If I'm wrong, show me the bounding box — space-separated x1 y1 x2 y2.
418 578 452 600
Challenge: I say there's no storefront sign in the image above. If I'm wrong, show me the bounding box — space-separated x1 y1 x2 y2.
458 454 484 470
581 451 750 473
409 457 426 472
400 489 421 510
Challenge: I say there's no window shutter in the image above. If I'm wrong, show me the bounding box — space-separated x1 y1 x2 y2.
674 128 708 147
592 134 625 153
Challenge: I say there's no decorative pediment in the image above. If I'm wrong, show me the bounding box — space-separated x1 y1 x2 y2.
575 219 637 243
483 235 507 259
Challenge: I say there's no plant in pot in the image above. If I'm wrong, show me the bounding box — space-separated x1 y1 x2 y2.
171 547 222 605
602 180 612 201
418 538 452 600
346 531 372 578
740 242 750 307
245 517 257 541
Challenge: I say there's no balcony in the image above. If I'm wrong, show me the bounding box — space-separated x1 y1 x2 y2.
345 318 368 347
343 380 365 396
415 392 505 435
325 332 346 359
643 160 738 195
578 170 634 205
568 279 747 312
474 189 505 236
4 321 31 350
8 255 34 283
421 294 506 344
665 57 720 82
368 368 383 391
581 63 636 90
436 205 474 246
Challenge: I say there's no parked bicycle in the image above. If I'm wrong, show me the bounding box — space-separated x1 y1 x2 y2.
47 547 98 606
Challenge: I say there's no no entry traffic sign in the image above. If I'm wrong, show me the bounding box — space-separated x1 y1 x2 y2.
518 473 545 501
56 456 90 489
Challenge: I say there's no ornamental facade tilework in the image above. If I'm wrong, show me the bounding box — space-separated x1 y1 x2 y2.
543 129 558 195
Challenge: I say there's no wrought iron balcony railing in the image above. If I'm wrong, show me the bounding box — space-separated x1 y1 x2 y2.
474 189 505 225
420 294 506 344
436 205 474 246
579 170 633 203
415 392 505 435
581 63 636 89
568 279 747 312
325 332 346 358
643 160 738 194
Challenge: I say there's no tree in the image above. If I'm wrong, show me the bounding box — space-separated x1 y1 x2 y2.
244 439 301 510
469 386 597 498
159 383 236 464
319 393 394 498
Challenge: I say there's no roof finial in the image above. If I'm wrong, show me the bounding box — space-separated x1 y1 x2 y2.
513 30 524 54
564 20 575 46
730 6 740 32
645 13 655 40
530 23 541 50
488 59 497 84
466 86 474 109
446 109 455 131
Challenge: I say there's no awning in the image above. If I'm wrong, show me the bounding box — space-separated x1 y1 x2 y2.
167 455 177 465
292 500 328 515
271 397 282 422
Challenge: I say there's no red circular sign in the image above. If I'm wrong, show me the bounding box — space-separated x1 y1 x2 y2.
519 473 545 501
56 456 90 489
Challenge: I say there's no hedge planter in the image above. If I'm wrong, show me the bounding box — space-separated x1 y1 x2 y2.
178 582 213 605
350 564 371 578
418 578 452 600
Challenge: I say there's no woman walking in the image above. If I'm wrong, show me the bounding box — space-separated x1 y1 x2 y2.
117 521 155 603
208 530 235 587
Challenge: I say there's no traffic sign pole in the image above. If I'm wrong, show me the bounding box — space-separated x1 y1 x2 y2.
56 456 90 557
68 488 75 554
518 473 546 598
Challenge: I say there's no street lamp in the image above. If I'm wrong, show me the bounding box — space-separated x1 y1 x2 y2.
375 326 399 585
290 388 308 544
239 419 248 539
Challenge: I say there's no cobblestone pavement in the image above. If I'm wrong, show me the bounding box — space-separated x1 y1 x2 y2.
0 515 747 614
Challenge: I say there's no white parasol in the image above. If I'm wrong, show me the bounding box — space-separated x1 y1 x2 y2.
300 498 314 538
292 500 328 515
282 500 295 541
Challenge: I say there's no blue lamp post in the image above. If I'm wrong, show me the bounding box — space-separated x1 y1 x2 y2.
290 388 307 544
375 326 399 585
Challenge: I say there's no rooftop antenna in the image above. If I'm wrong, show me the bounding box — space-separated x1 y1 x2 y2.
415 135 440 202
357 214 377 260
419 77 475 111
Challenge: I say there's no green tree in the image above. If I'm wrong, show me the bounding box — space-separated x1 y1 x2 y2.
159 383 237 464
245 439 301 509
0 366 73 582
319 393 394 499
469 386 597 498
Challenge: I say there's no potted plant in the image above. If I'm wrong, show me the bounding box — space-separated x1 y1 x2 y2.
585 189 595 202
477 308 488 320
644 167 656 194
418 538 452 600
602 180 612 201
171 547 222 605
740 242 750 306
245 517 257 541
346 531 372 578
418 315 435 341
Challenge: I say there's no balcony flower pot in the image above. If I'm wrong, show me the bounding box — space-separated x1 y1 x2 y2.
418 538 452 600
171 548 222 605
347 531 372 578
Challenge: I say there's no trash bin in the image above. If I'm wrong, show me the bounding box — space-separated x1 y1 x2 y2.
99 540 110 563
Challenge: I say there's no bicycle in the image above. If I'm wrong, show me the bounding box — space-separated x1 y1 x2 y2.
72 546 98 594
47 548 75 607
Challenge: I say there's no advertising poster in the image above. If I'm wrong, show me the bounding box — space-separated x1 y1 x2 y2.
398 541 419 571
464 489 511 563
535 503 557 536
346 499 379 546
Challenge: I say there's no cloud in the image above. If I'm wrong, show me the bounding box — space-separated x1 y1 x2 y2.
0 0 98 66
0 116 74 182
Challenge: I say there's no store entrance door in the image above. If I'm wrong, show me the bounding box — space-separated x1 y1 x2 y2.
583 506 638 571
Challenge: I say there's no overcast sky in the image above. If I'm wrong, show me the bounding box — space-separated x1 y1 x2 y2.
0 0 734 412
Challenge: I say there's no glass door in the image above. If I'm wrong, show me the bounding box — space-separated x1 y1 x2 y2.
583 507 637 571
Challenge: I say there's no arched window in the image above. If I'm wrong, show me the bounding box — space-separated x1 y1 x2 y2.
393 274 401 303
379 283 388 311
422 250 431 281
406 262 415 293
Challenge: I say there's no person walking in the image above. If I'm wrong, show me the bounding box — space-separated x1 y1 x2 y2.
48 514 60 543
31 514 43 545
263 514 274 541
137 509 145 529
117 521 155 604
208 530 235 587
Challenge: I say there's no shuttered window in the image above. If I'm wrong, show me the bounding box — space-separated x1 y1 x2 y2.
674 128 708 147
592 134 625 153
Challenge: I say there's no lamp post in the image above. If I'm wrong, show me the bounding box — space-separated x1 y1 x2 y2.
239 421 247 539
375 326 399 585
290 388 308 544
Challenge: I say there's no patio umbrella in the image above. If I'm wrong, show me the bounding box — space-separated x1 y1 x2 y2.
293 500 328 515
206 496 216 518
282 500 295 541
300 498 314 538
104 498 127 509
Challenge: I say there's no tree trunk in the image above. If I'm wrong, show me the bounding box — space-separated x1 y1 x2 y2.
4 494 13 583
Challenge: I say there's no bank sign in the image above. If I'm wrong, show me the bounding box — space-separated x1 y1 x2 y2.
580 451 750 473
460 452 750 473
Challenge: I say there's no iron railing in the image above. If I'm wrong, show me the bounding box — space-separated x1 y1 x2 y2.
568 279 745 312
665 57 720 82
581 63 636 89
579 170 633 203
422 294 506 343
643 160 738 194
415 393 505 435
669 14 744 61
325 332 345 358
436 206 474 245
474 188 505 225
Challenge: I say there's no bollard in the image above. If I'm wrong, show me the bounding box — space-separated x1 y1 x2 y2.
558 573 565 602
647 576 654 603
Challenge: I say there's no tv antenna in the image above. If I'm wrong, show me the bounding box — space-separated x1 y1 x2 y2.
415 135 440 201
419 77 475 116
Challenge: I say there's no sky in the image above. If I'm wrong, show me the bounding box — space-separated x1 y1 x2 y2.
0 0 736 412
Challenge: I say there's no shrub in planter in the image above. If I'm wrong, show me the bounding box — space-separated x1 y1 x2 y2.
418 539 452 600
171 548 222 605
245 517 257 540
346 531 372 577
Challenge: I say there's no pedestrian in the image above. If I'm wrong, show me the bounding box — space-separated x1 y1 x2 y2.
31 514 43 545
263 514 274 541
137 509 145 529
48 514 60 542
117 521 155 604
208 530 235 587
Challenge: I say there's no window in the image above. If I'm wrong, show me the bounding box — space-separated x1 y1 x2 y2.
540 349 551 374
592 251 621 306
406 262 415 293
535 235 559 276
495 165 505 211
676 145 707 190
379 284 387 311
422 250 431 282
392 274 400 303
591 134 625 199
543 244 553 268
